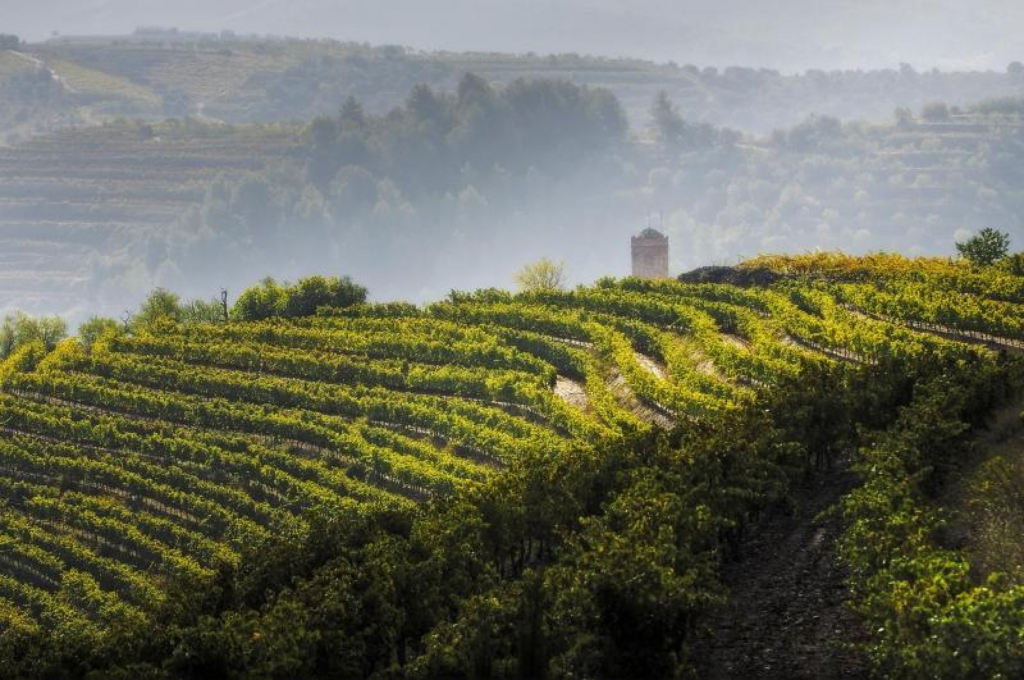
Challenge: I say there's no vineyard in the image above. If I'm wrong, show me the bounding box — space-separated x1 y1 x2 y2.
1 255 1023 676
5 35 1021 137
0 120 301 314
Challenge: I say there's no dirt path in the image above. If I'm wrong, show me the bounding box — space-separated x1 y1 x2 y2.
695 465 870 679
8 51 74 93
553 375 589 411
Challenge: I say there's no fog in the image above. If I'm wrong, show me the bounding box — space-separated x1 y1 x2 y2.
0 2 1023 328
6 0 1024 72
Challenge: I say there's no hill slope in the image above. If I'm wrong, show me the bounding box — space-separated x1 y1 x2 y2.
2 33 1022 144
1 255 1023 675
2 98 1024 322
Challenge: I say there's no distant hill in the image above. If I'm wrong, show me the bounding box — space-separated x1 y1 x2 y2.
9 0 1024 72
0 32 1022 145
1 90 1021 323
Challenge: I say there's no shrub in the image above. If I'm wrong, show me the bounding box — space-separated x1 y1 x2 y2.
233 276 368 321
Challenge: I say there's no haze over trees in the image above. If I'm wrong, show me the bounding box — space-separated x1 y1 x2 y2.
1 28 1023 324
2 31 1024 145
2 75 1023 324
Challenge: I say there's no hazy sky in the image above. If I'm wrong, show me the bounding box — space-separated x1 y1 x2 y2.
4 0 1022 72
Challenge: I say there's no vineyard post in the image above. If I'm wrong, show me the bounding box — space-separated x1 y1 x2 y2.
220 289 229 324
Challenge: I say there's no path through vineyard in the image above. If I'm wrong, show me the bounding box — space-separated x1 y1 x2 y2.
696 464 870 679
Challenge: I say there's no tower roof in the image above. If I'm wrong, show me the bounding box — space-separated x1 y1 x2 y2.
635 227 667 240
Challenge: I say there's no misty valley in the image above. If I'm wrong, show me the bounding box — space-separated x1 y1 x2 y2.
0 35 1022 322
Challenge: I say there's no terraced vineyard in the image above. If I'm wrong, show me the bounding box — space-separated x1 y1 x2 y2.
0 121 300 314
1 254 1020 655
8 36 1023 135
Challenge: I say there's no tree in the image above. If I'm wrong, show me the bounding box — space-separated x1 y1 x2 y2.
339 95 367 130
649 91 685 146
182 298 228 325
1008 62 1024 78
232 277 286 322
308 116 338 149
132 288 184 330
406 84 449 131
77 317 119 352
999 253 1024 276
783 114 842 151
0 312 67 358
956 228 1010 266
233 276 368 321
921 102 951 122
329 166 378 217
282 276 368 317
515 258 566 293
230 176 279 239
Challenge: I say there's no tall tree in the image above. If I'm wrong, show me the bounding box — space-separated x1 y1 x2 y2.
956 228 1010 266
515 258 566 292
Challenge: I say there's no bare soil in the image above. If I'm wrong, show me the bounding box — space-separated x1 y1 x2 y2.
694 465 870 679
553 375 589 411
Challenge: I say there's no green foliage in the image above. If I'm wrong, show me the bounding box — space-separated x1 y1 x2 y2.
649 91 734 150
284 276 368 317
181 298 227 325
839 354 1024 678
776 113 843 151
956 228 1011 267
996 252 1024 276
131 288 183 330
961 455 1024 584
302 73 627 194
229 277 284 322
232 275 367 321
6 76 1024 310
545 470 723 677
77 317 120 353
1 258 1024 677
0 340 47 384
0 312 67 359
130 289 230 331
514 258 565 293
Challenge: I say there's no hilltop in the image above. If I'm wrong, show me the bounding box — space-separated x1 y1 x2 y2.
1 31 1023 145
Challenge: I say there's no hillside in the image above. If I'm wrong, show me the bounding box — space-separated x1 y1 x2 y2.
1 33 1022 144
0 120 302 316
1 91 1023 322
1 254 1023 676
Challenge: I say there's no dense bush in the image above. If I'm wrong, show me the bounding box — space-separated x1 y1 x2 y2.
840 352 1024 678
232 275 368 321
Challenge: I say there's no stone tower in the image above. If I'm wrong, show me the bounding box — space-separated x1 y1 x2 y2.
631 228 669 278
